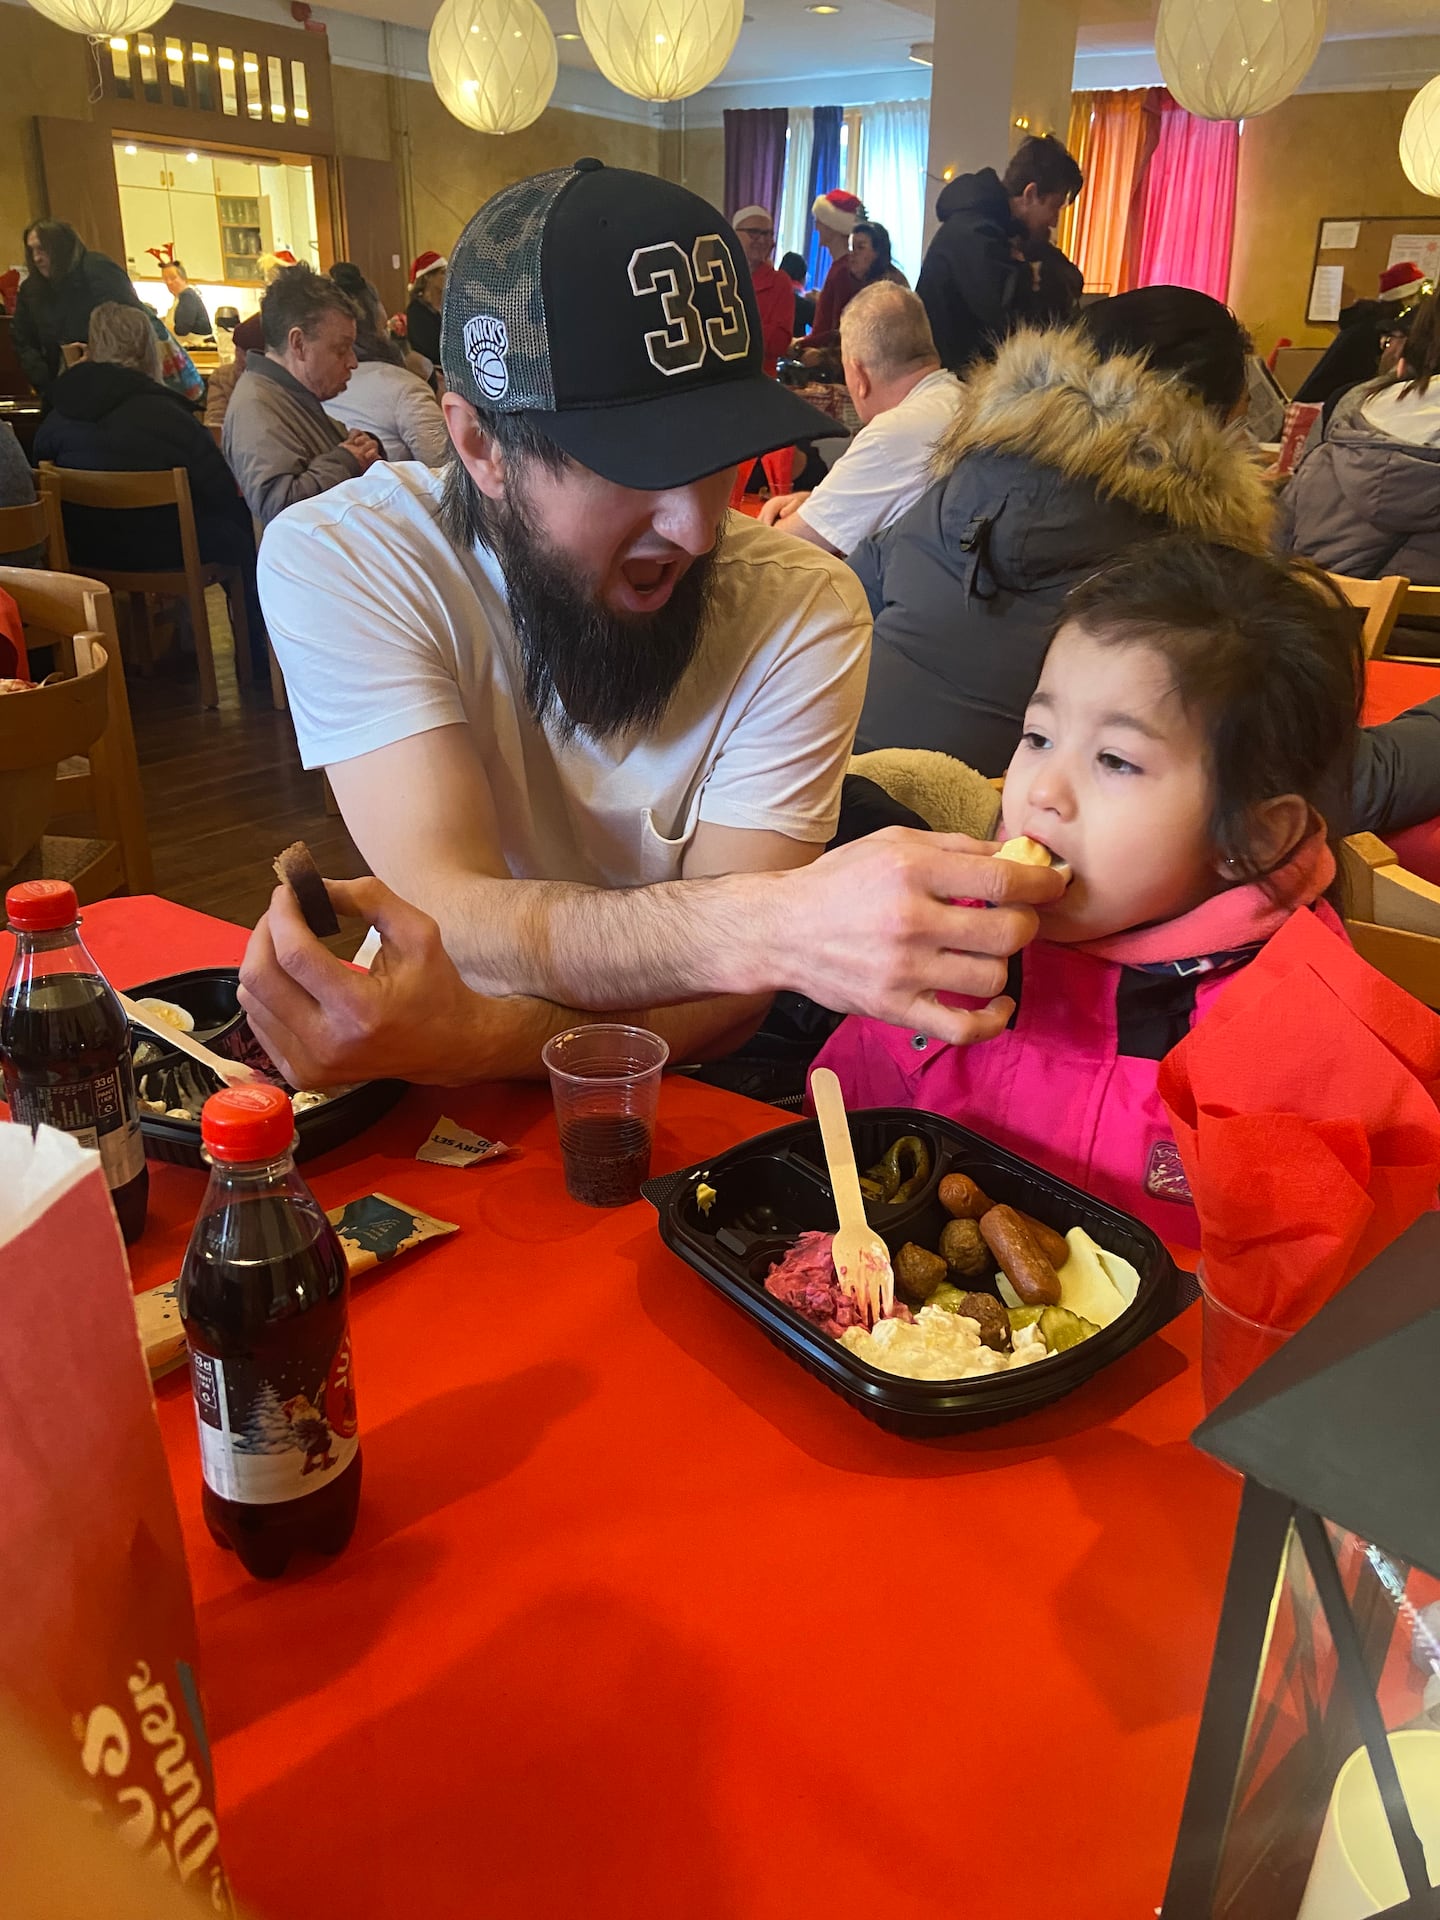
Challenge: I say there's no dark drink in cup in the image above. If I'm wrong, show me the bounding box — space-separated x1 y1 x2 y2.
543 1025 669 1208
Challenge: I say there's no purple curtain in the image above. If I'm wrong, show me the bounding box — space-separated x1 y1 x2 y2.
723 108 788 222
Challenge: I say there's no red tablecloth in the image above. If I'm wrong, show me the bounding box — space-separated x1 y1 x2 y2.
5 899 1234 1919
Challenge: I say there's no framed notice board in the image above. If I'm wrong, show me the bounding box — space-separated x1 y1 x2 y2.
1306 215 1440 324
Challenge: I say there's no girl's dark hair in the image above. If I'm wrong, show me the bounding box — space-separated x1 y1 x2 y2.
23 218 81 281
1399 288 1440 399
1076 286 1251 417
779 251 807 283
851 221 895 284
1060 537 1363 884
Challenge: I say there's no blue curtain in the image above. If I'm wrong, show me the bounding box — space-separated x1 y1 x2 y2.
804 106 843 289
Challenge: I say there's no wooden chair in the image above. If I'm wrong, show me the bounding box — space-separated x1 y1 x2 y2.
1340 832 1440 1009
0 567 153 899
38 463 251 710
0 493 62 564
1367 583 1440 667
1328 573 1409 660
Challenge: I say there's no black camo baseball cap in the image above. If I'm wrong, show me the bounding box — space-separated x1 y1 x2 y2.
440 158 841 491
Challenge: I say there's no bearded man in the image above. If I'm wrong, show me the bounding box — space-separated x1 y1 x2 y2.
243 161 1063 1088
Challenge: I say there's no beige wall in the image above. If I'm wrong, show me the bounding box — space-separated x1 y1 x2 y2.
0 8 94 270
657 123 725 210
334 64 664 258
1230 89 1436 354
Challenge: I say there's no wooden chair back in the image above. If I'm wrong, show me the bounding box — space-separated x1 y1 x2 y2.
0 631 108 873
1328 573 1409 660
1340 832 1440 1008
0 567 153 897
38 463 234 709
0 494 61 563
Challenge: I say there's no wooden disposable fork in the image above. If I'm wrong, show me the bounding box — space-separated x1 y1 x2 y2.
810 1068 894 1327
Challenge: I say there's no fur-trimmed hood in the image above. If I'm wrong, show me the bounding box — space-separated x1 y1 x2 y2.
932 326 1274 554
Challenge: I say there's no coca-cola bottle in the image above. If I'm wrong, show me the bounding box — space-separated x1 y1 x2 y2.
2 879 148 1244
179 1084 362 1580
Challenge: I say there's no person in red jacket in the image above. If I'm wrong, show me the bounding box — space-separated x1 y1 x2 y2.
803 189 867 348
731 202 798 499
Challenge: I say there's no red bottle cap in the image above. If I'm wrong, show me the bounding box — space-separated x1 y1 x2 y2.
5 879 80 931
201 1084 295 1162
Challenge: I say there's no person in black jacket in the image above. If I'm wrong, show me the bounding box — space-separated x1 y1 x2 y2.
161 260 212 339
34 301 266 668
12 219 143 396
916 133 1083 375
404 249 446 369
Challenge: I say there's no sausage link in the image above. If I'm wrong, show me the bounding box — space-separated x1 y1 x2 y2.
979 1205 1061 1307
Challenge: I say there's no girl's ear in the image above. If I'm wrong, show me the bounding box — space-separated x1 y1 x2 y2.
1215 794 1311 880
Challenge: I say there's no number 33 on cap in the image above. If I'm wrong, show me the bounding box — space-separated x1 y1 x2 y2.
440 157 839 493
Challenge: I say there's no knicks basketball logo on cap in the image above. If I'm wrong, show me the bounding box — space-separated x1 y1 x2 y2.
463 313 510 399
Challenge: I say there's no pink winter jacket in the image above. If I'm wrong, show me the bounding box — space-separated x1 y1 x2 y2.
812 840 1341 1248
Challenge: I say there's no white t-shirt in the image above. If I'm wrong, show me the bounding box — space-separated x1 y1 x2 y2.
800 368 964 555
259 462 872 887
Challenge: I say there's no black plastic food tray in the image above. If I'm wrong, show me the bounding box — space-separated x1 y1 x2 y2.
644 1107 1190 1436
127 967 405 1169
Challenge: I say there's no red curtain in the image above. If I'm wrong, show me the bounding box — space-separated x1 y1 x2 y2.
1135 93 1239 303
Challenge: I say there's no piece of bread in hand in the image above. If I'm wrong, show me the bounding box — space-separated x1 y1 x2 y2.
995 835 1053 866
996 835 1071 883
273 841 340 937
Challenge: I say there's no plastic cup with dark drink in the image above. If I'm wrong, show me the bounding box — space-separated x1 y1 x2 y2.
2 879 149 1244
542 1024 669 1207
179 1083 362 1579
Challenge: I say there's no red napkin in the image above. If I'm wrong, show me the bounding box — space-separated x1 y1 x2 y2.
1158 909 1440 1331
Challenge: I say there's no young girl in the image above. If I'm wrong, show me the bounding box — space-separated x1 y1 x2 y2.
812 536 1364 1246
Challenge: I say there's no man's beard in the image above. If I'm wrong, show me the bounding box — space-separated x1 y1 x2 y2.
486 483 722 745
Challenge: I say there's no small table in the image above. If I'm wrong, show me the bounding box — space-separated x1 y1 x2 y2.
6 896 1234 1920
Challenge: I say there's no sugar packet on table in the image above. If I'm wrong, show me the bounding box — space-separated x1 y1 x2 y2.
415 1114 510 1169
136 1190 459 1378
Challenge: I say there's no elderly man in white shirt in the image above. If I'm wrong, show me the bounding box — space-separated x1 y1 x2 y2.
760 283 963 555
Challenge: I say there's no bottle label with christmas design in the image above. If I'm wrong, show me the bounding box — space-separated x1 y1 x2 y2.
189 1323 359 1506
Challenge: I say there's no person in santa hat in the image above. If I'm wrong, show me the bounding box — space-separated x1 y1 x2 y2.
405 250 448 370
801 189 905 349
1296 260 1431 413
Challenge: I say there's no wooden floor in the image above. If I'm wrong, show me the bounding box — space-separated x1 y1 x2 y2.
126 589 362 941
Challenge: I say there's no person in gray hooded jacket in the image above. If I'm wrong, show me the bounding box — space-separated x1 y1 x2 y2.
1279 290 1440 585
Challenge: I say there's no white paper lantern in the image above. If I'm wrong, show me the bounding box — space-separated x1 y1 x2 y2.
1401 75 1440 199
576 0 741 102
428 0 557 136
1155 0 1327 121
26 0 171 34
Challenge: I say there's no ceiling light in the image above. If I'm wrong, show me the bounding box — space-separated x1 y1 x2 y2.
908 39 931 63
429 0 557 133
577 0 740 99
123 141 137 153
807 5 840 13
1155 0 1324 119
185 150 198 160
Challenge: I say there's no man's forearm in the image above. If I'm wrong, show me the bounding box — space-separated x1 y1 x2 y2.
447 981 774 1081
406 866 792 1010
